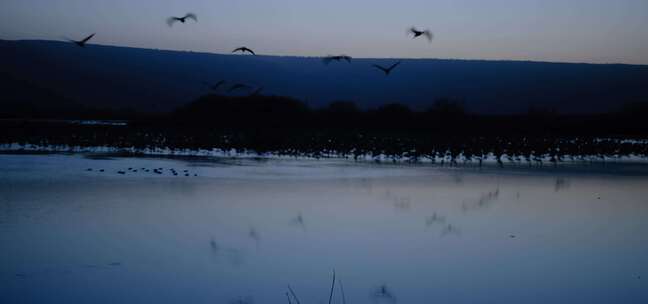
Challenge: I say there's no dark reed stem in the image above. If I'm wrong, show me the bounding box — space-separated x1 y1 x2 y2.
329 269 336 304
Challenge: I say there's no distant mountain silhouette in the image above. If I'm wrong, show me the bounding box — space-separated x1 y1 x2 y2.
1 39 647 114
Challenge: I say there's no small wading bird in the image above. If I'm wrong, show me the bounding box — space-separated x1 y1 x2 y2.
323 55 352 65
67 33 95 48
232 47 256 55
409 27 433 41
228 83 252 93
167 13 198 27
372 61 402 76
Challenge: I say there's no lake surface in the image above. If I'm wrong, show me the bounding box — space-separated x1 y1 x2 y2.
1 154 648 304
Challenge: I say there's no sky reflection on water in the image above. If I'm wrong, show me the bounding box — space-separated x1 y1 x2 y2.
1 154 647 303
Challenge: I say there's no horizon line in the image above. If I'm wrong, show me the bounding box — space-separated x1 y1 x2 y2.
4 38 647 67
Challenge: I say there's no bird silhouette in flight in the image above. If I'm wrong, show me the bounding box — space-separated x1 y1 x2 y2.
68 33 95 48
249 87 264 96
167 13 198 27
228 83 252 93
408 27 433 41
203 80 226 91
372 61 402 76
232 47 256 55
323 55 352 65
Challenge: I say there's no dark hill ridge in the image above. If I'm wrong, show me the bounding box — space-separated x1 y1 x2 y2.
1 39 647 114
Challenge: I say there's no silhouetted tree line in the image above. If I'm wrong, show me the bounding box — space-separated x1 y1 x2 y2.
166 94 648 137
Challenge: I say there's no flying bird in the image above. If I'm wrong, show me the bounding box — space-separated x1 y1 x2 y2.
228 83 252 93
203 80 226 91
323 55 352 65
167 13 198 27
67 33 95 48
408 27 433 41
232 47 256 55
372 61 402 76
249 87 264 96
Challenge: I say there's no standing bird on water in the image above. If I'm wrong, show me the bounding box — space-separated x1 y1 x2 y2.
167 13 198 27
408 27 434 42
67 33 95 48
372 61 402 76
323 55 352 65
232 47 256 55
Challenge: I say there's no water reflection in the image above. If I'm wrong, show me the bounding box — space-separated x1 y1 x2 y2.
230 296 254 304
393 197 411 211
209 238 220 253
290 213 306 231
462 186 500 212
555 177 570 192
1 154 648 304
382 189 412 212
440 224 461 237
425 212 446 227
249 227 260 244
209 238 246 266
371 284 397 303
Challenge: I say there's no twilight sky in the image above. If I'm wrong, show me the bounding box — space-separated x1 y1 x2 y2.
1 0 647 64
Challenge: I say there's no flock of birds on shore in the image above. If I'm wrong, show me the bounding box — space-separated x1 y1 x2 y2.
66 12 434 96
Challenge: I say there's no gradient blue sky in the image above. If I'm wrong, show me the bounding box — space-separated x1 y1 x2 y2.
1 0 647 64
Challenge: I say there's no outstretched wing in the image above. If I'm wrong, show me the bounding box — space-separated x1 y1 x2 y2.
245 48 256 55
388 61 402 71
423 31 433 41
185 13 198 22
214 80 226 88
167 17 180 27
372 64 388 73
210 80 226 90
228 84 251 92
250 87 263 96
81 33 95 44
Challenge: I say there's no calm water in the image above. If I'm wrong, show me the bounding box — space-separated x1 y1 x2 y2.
1 154 648 304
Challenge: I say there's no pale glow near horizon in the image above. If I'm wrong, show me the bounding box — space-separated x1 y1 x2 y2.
1 0 647 64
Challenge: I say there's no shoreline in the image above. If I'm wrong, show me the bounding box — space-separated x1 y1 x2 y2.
3 142 648 166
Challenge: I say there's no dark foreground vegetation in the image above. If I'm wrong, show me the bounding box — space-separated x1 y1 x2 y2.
2 94 648 163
